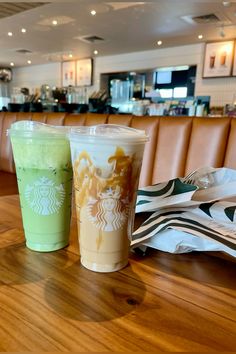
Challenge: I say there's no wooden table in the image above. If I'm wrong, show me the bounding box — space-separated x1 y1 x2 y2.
0 195 235 351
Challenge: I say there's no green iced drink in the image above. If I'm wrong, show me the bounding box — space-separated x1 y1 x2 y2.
9 121 73 252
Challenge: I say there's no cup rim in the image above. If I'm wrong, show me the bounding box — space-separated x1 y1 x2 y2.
69 124 148 143
8 120 70 139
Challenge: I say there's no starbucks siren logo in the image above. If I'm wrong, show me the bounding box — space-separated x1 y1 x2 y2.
25 177 65 215
87 186 129 232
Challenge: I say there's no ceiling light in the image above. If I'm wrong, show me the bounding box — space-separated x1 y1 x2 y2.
157 40 162 46
93 50 98 55
91 10 96 16
69 53 73 58
219 26 225 38
8 32 13 36
198 34 203 39
52 20 58 26
27 60 31 64
10 62 14 66
222 1 231 6
21 28 26 33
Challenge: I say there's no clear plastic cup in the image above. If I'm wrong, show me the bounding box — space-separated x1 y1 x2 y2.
69 124 148 272
9 121 73 252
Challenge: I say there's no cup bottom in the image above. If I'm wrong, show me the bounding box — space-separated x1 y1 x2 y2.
81 257 128 273
26 240 68 252
24 228 69 252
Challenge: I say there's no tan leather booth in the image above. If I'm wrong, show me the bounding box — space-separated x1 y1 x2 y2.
0 112 235 196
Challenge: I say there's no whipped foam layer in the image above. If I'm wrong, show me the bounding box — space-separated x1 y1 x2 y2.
10 121 71 169
11 138 72 169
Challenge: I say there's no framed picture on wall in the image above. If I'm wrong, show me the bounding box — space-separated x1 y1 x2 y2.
203 40 234 78
62 61 76 86
76 58 93 86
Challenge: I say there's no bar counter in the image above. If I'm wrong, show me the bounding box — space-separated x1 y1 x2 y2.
0 195 235 351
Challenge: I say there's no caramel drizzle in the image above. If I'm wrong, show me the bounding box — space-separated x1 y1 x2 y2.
73 147 136 249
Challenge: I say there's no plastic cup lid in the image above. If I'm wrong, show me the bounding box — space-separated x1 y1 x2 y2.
69 124 148 143
8 120 70 139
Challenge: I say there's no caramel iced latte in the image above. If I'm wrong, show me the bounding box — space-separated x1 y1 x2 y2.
69 125 147 272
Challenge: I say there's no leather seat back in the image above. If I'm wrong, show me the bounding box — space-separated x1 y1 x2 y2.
184 118 231 175
0 113 18 172
64 114 86 126
223 118 236 169
32 112 47 123
45 112 66 126
152 117 193 183
85 113 108 126
1 112 236 191
131 117 159 187
108 114 133 126
16 112 33 121
0 112 4 148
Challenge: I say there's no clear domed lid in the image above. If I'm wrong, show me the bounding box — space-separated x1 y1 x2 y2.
70 124 148 144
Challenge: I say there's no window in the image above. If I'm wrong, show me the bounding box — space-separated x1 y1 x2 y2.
154 65 196 97
159 89 173 98
159 87 187 99
156 71 172 84
173 87 187 98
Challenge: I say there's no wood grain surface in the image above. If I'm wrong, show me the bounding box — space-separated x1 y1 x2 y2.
0 195 235 351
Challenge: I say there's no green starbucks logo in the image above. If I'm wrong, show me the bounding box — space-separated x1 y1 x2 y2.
25 177 65 215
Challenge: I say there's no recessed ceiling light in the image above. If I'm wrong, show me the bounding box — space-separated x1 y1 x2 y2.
91 10 96 16
219 25 225 38
27 60 31 64
94 50 98 55
10 62 14 66
21 28 26 33
157 40 162 46
8 32 13 36
198 34 203 39
69 53 73 58
52 20 58 26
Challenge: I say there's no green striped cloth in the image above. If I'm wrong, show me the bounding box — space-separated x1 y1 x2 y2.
136 178 198 213
132 174 236 257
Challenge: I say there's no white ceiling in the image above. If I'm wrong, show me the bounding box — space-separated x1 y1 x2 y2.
1 0 236 67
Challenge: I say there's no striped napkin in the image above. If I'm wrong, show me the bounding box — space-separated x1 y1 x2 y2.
132 167 236 257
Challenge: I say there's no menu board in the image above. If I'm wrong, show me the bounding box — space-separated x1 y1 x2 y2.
203 40 234 78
